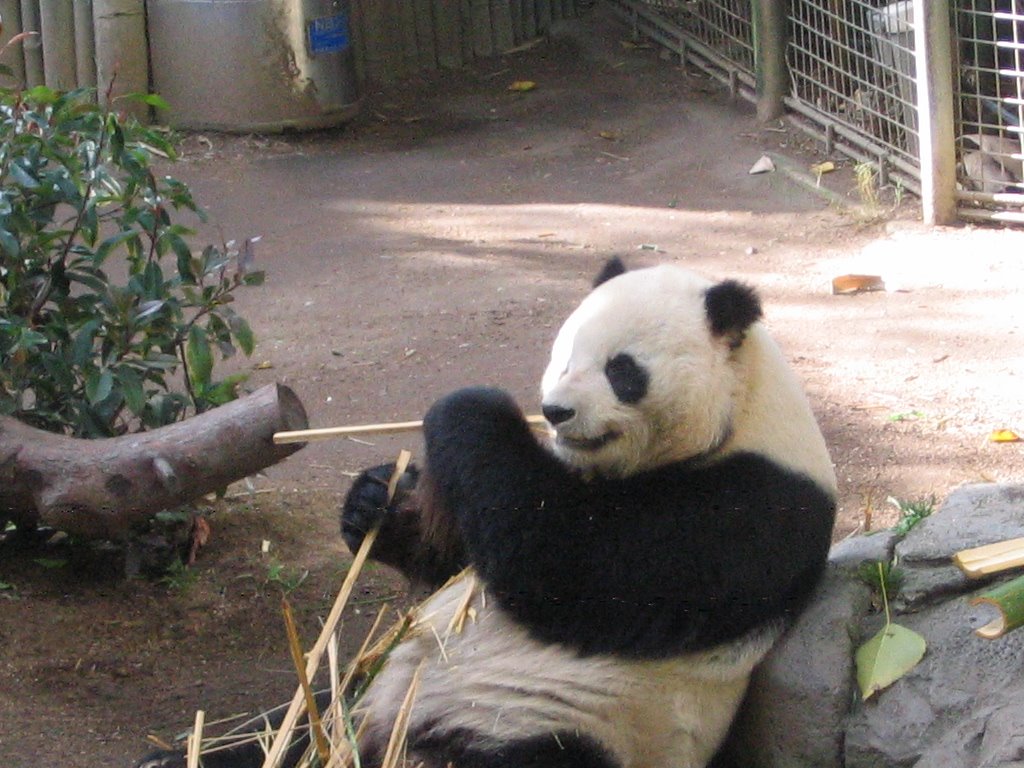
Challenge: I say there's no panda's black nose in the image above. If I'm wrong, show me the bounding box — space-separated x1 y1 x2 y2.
542 404 575 426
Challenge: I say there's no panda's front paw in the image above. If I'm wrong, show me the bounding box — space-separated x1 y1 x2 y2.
340 462 420 554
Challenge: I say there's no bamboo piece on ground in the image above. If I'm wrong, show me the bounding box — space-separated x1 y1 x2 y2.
186 710 205 768
282 598 331 764
259 451 412 768
954 537 1024 578
273 414 548 444
971 573 1024 639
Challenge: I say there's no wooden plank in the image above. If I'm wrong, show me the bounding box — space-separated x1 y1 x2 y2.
471 0 493 57
491 0 515 52
380 0 406 83
536 0 552 33
460 0 475 62
360 0 389 84
522 0 537 40
0 0 26 86
433 0 463 68
510 0 523 45
414 0 438 70
349 0 368 86
400 0 420 77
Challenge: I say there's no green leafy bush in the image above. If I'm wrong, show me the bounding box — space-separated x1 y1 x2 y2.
0 86 263 436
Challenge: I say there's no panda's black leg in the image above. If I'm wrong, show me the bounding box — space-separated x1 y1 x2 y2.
408 732 620 768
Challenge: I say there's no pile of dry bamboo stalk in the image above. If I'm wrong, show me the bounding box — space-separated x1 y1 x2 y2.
174 451 423 768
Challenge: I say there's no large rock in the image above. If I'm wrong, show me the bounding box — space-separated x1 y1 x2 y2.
727 484 1024 768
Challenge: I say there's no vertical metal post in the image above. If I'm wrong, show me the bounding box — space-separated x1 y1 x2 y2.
913 0 957 224
753 0 788 121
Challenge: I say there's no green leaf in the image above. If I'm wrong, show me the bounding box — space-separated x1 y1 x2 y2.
0 227 20 257
22 85 56 103
33 557 68 569
8 161 40 189
71 319 102 367
229 315 255 356
95 229 138 265
202 372 248 406
122 92 172 111
84 368 114 404
185 324 213 389
855 622 926 700
117 367 146 416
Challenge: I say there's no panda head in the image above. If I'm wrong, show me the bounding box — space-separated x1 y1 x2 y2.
540 258 763 478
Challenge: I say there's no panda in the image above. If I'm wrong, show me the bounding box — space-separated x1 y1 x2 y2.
136 257 836 768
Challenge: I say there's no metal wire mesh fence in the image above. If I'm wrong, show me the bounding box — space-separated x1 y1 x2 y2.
605 0 756 97
643 0 756 74
787 1 919 178
955 0 1024 219
610 0 1024 222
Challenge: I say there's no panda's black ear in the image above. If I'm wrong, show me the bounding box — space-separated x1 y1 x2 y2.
704 280 763 345
593 257 627 287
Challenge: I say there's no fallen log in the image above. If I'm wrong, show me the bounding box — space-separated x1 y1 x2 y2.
0 383 309 540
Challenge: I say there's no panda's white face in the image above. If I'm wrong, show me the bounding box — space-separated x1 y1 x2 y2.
541 265 743 478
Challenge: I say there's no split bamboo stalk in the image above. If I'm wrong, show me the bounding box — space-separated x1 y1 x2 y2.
186 710 205 768
282 598 330 764
954 537 1024 578
971 573 1024 639
259 451 412 768
273 415 548 445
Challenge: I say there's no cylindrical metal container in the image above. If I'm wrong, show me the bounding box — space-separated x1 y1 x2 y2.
147 0 360 132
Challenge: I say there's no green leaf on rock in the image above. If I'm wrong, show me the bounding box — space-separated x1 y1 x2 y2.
855 621 926 700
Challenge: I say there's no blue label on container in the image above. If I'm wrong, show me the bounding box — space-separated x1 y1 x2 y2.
308 13 349 55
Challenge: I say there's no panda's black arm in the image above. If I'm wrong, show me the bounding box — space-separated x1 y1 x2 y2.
422 387 836 659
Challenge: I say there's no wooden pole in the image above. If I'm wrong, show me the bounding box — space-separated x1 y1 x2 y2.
913 0 957 224
753 0 788 122
18 0 43 86
73 0 96 89
0 1 27 86
38 0 76 90
93 0 149 119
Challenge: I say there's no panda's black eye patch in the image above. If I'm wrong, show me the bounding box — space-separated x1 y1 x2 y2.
605 353 649 404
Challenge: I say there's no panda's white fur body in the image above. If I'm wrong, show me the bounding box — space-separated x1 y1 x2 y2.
357 574 779 768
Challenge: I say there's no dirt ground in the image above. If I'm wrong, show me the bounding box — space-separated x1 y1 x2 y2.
2 7 1023 767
